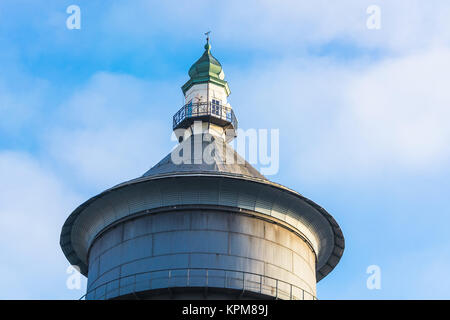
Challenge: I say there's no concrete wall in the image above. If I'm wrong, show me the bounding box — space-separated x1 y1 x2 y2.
86 210 316 300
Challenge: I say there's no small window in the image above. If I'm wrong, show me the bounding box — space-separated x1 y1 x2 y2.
211 99 221 116
186 100 192 117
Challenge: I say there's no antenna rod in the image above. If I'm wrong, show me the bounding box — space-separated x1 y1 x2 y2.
204 31 211 109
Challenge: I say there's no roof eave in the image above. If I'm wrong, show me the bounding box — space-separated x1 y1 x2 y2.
182 77 231 96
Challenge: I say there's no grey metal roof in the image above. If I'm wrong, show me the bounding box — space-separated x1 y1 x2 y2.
143 135 267 180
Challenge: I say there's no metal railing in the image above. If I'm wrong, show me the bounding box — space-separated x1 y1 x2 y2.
173 101 238 130
80 267 317 300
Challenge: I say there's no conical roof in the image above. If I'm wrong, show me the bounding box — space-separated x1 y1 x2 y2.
143 135 266 180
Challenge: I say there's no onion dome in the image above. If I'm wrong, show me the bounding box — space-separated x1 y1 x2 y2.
181 40 230 96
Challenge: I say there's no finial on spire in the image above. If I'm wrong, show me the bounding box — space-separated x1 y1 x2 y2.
204 31 211 52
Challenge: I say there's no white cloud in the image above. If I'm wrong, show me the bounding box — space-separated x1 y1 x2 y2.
0 75 49 134
343 48 450 168
48 125 167 191
101 0 450 54
45 72 175 191
230 47 450 182
0 151 85 299
381 244 450 299
413 250 450 299
310 47 450 179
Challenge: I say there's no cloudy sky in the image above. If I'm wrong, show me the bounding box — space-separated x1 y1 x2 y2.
1 0 450 299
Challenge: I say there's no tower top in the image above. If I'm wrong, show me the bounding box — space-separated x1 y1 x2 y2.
174 38 237 137
181 38 230 96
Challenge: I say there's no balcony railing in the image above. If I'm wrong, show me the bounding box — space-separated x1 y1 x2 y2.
80 267 317 300
173 101 238 130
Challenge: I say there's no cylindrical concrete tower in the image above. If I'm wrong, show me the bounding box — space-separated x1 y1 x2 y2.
60 39 344 300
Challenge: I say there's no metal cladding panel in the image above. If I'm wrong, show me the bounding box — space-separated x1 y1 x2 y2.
265 241 293 270
127 186 147 216
151 211 190 233
90 266 120 290
141 183 162 210
160 180 182 206
270 209 287 224
187 269 212 287
83 200 116 250
271 192 290 216
153 230 228 256
197 178 220 205
177 179 199 205
264 263 314 296
86 291 95 300
94 224 123 255
105 280 119 299
189 253 265 275
218 180 239 207
88 257 99 281
236 184 257 211
99 245 122 276
121 235 153 263
106 190 130 223
123 215 152 241
75 199 107 243
149 271 170 290
230 233 265 262
264 223 281 244
285 214 302 232
254 186 276 215
288 199 334 270
134 273 152 292
287 233 311 264
93 285 105 300
335 235 345 249
229 214 264 238
190 211 208 230
191 210 230 232
120 254 190 277
87 201 115 237
118 276 134 296
293 253 316 286
206 211 229 231
327 252 341 267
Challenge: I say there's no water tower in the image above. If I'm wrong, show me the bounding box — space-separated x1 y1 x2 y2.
60 39 344 300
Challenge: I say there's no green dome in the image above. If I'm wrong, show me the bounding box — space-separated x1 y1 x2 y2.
182 41 230 96
188 42 224 80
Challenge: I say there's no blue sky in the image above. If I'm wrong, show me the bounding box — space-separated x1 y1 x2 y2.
1 0 450 299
